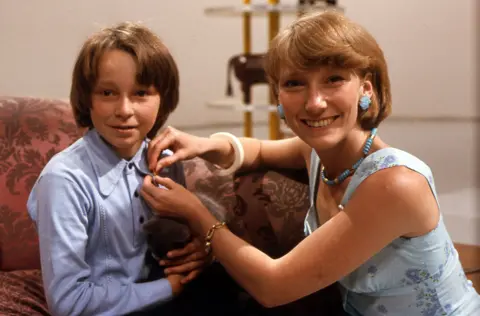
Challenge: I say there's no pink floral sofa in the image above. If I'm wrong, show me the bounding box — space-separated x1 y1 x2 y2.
0 96 343 315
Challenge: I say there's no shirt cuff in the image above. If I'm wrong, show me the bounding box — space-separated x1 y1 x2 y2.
143 277 174 306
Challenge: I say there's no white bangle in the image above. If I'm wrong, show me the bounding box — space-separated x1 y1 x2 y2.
209 132 245 176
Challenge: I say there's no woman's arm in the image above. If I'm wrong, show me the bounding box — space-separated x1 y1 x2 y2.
147 127 310 174
28 172 177 316
236 136 310 172
141 166 439 307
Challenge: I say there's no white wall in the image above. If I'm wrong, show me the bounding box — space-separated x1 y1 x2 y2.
0 0 478 244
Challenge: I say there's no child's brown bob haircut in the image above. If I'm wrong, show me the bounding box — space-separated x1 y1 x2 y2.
70 22 179 139
264 10 391 130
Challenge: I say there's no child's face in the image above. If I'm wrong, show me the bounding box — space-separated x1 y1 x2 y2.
91 49 161 159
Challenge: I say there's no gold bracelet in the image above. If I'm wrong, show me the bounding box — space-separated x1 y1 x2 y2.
204 221 226 255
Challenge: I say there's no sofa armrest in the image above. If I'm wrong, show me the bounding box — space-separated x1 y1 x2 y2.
0 270 49 315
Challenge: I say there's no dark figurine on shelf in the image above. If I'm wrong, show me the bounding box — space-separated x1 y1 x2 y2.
225 53 268 104
298 0 337 6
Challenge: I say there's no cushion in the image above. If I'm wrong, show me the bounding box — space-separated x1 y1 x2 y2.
0 97 83 271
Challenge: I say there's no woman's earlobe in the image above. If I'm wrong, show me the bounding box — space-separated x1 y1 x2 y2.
359 95 371 111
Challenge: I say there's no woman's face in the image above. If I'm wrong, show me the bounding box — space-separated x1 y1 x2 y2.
277 66 373 150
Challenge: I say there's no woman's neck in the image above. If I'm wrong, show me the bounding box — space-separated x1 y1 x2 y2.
315 128 381 180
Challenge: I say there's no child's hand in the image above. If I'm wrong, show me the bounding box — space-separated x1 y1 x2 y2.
166 274 185 296
159 237 211 284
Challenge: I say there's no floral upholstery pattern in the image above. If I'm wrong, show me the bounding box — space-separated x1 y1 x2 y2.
184 159 311 257
0 97 84 271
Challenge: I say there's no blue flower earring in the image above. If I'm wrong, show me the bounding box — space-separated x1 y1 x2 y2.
277 104 285 119
359 95 371 111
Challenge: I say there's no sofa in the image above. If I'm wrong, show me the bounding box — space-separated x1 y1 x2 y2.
0 96 344 315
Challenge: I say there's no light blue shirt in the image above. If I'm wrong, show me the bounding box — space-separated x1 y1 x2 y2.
27 129 184 316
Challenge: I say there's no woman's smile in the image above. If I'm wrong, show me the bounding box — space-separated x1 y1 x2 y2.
302 115 340 128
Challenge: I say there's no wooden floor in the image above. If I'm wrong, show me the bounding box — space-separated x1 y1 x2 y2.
455 243 480 292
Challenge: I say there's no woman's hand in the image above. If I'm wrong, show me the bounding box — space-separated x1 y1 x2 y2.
147 126 235 174
161 237 212 284
147 127 207 174
140 175 218 284
139 175 212 234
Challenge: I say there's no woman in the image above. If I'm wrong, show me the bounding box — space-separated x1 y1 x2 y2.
140 10 480 315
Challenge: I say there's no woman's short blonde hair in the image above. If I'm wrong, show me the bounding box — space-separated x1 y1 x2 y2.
70 22 180 139
264 10 391 130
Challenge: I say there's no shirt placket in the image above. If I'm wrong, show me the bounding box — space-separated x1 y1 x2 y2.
125 162 146 248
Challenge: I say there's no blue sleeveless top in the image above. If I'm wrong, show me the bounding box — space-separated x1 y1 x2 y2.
304 147 480 316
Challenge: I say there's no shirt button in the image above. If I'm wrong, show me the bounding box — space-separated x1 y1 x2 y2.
128 163 134 169
139 216 144 224
134 191 139 198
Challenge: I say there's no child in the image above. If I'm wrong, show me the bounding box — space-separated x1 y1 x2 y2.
27 21 206 316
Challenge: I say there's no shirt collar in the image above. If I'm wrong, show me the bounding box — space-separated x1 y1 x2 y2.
84 129 151 196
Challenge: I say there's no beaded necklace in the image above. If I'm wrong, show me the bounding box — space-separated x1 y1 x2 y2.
320 128 378 186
